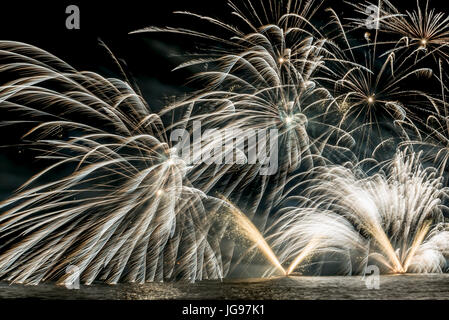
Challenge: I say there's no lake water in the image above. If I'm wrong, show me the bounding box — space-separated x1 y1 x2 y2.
0 275 448 300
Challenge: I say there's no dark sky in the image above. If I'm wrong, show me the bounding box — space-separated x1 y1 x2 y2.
0 0 436 107
0 0 443 199
0 0 222 198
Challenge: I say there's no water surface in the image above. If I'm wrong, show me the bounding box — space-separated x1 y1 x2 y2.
1 275 448 300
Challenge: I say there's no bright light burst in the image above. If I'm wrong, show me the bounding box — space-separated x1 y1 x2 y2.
132 0 354 232
0 42 224 285
351 0 449 62
269 150 449 275
0 0 449 285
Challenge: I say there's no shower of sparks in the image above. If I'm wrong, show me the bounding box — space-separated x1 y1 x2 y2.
220 196 286 276
1 0 449 285
269 151 449 275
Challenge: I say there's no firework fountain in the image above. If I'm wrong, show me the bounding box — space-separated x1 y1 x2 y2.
269 150 449 276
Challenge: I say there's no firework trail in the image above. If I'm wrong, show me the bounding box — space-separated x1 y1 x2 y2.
346 1 449 183
0 41 225 285
349 0 449 64
132 0 355 233
319 5 441 162
269 150 449 275
0 0 449 285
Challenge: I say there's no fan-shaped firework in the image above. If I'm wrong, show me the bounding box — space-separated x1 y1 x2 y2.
270 150 449 275
0 41 225 285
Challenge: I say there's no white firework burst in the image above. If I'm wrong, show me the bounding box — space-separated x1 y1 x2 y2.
0 41 225 285
269 150 449 275
132 0 355 233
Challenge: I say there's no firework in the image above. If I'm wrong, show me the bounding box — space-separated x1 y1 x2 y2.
0 41 225 285
0 0 449 286
350 0 449 63
269 150 449 275
319 7 439 161
132 0 357 234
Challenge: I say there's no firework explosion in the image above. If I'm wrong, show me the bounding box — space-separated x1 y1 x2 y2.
0 0 449 285
269 150 449 276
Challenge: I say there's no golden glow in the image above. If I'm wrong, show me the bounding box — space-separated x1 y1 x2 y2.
221 196 286 276
286 239 319 275
367 96 375 104
370 224 405 273
279 57 286 64
402 221 431 272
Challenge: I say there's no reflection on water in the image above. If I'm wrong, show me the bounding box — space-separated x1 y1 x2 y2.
1 275 449 300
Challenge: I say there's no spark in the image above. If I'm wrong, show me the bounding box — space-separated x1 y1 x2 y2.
0 0 449 285
220 196 286 276
286 239 320 275
270 151 449 275
285 116 294 125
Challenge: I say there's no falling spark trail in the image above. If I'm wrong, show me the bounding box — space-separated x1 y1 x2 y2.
402 221 432 273
221 196 286 276
286 238 319 275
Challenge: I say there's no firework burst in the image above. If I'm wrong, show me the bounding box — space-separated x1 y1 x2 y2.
132 0 357 233
0 0 449 285
269 150 449 275
350 0 449 63
0 41 225 285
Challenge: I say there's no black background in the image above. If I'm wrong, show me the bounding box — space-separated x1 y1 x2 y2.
0 0 438 104
1 0 449 310
0 0 446 195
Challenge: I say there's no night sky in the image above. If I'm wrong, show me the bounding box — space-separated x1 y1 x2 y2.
0 0 446 200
